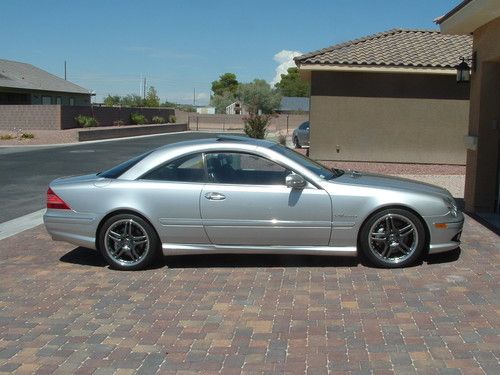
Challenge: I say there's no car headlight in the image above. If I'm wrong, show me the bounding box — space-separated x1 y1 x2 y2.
444 197 458 217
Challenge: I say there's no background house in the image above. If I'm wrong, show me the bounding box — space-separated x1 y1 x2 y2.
278 97 310 114
437 0 500 223
295 29 472 165
225 101 247 115
0 59 91 106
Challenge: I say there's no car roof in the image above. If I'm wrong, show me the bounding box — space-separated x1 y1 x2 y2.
152 135 276 154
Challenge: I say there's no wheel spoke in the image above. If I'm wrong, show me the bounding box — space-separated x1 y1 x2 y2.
108 230 122 242
133 235 148 245
399 224 414 237
399 242 411 254
381 242 390 257
130 247 140 260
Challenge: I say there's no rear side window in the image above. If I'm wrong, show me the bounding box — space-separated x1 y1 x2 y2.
99 151 152 179
140 153 206 183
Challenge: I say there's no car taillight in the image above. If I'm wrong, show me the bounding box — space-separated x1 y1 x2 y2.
46 188 71 210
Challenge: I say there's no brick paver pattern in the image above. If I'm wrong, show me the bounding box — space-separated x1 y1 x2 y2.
0 216 498 374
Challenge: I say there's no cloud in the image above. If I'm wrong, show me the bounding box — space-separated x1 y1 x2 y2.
271 50 302 85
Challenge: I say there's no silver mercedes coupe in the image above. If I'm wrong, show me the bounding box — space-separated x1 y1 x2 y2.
44 136 463 270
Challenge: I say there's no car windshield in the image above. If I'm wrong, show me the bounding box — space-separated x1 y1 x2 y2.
98 151 153 178
270 144 343 180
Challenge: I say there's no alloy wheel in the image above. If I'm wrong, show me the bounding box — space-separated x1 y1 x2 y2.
104 219 150 267
368 213 418 264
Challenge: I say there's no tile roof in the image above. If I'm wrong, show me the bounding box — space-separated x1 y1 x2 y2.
0 59 90 94
295 29 472 69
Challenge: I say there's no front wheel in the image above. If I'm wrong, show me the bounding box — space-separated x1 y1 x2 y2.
359 208 426 268
98 213 160 270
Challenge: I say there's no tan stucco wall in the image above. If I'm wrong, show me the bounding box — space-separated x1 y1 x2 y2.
308 71 470 164
464 16 500 212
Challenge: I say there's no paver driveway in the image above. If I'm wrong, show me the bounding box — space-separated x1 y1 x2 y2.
0 216 498 375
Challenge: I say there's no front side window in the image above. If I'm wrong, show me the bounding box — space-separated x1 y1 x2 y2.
205 152 289 185
141 153 205 183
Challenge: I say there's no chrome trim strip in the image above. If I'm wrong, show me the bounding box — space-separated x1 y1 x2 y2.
162 243 357 256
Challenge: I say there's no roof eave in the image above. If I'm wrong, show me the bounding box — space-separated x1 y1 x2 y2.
297 64 457 75
437 0 500 34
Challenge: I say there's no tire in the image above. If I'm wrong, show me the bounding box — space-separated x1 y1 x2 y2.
293 136 301 148
98 213 160 270
359 208 426 268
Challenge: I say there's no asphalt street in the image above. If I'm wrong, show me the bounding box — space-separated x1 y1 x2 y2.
0 132 214 223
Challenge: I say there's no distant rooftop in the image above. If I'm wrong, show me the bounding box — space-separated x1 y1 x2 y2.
279 97 310 112
295 29 472 69
0 59 90 94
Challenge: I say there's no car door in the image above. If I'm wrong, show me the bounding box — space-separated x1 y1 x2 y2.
137 152 210 244
200 151 332 246
299 122 310 145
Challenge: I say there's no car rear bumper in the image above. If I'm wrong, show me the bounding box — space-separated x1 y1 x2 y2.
43 210 98 250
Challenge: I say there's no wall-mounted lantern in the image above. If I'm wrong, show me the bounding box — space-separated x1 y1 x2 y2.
456 53 476 83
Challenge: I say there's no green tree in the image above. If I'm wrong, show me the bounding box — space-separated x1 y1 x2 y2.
237 79 281 114
211 73 239 96
143 86 160 107
275 67 310 97
103 94 121 106
211 91 237 114
120 94 144 107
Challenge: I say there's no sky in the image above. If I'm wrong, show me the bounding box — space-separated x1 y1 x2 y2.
0 0 460 105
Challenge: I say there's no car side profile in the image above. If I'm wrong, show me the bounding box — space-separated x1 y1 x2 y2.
44 136 463 270
293 121 310 148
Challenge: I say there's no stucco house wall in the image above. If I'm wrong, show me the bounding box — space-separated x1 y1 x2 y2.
309 71 470 164
462 16 500 212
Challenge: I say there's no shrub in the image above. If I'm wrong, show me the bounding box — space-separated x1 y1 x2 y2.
168 115 176 123
21 133 35 139
130 113 147 125
152 116 165 124
243 113 272 139
75 115 99 128
277 133 287 146
0 134 15 140
113 119 125 127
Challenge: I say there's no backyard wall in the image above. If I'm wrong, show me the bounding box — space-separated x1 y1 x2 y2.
0 105 61 130
187 113 309 133
309 71 470 165
0 105 175 130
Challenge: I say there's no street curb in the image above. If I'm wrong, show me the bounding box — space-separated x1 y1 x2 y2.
0 209 46 241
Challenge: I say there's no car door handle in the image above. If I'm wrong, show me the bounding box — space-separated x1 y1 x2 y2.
204 192 226 201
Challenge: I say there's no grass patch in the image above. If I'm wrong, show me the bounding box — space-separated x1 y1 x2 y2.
0 134 15 140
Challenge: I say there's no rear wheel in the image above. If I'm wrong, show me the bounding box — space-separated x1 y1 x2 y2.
98 213 160 270
359 208 425 268
293 136 301 148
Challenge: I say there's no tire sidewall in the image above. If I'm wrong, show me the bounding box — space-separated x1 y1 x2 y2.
359 208 426 268
98 213 160 271
293 136 301 148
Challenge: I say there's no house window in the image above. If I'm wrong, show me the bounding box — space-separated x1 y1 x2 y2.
69 97 75 106
41 96 52 105
55 97 62 105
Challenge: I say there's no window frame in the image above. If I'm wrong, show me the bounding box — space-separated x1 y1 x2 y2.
203 151 306 187
136 149 318 188
138 152 207 184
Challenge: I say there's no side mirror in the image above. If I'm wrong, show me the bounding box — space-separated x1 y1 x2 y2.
286 173 307 189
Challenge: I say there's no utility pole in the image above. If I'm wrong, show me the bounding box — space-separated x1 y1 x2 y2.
143 77 147 100
193 88 196 106
64 60 67 80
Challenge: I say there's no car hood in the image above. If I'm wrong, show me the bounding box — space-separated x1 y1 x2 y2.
333 171 451 198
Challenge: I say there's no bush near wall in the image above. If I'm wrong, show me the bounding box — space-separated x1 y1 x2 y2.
74 115 99 128
130 113 148 125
